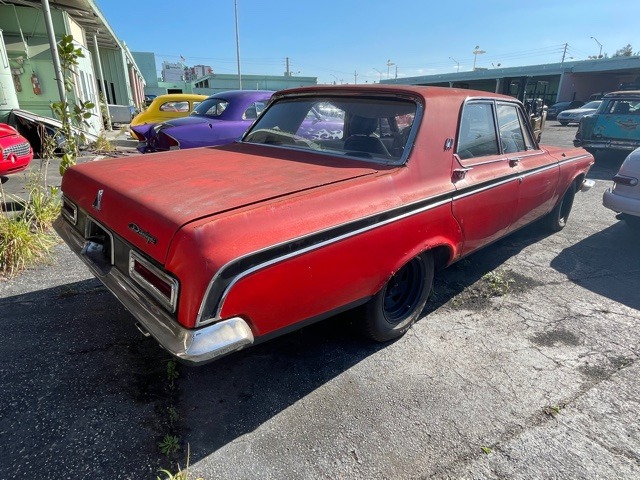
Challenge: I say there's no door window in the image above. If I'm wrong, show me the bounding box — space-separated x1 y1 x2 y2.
457 103 499 160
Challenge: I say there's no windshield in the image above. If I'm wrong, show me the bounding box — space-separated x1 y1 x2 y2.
243 96 417 164
192 98 229 117
582 101 602 109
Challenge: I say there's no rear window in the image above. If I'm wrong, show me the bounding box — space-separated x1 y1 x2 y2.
243 96 418 164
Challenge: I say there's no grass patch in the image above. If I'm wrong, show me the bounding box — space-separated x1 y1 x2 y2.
0 173 60 277
0 216 56 276
91 132 116 153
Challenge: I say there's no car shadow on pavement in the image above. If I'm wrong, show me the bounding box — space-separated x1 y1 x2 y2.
179 222 552 464
0 279 174 479
588 152 626 181
550 221 640 310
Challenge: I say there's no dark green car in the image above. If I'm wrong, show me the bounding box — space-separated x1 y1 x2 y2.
574 91 640 155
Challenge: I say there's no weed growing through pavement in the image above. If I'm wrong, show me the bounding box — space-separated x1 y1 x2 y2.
482 271 513 297
157 445 204 480
168 406 179 427
158 434 181 456
166 359 180 390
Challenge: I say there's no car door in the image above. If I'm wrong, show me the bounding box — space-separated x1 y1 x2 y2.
451 100 520 256
495 102 559 231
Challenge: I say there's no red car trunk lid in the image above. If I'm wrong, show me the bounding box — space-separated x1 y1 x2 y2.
62 144 377 264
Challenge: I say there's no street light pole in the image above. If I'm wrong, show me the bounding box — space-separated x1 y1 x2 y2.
386 59 395 79
234 0 242 89
590 36 603 58
449 57 460 73
373 68 383 83
472 45 486 70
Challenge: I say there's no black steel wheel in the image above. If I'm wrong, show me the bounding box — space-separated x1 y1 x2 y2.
361 252 434 342
543 182 576 232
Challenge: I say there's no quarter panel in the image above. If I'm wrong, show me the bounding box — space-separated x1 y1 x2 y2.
219 203 460 336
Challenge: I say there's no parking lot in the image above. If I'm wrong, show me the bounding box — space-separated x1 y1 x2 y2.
1 123 639 479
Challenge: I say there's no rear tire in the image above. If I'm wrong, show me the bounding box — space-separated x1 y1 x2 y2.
543 182 576 232
361 252 434 342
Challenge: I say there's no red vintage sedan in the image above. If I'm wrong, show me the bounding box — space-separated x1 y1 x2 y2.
54 85 594 365
0 123 33 177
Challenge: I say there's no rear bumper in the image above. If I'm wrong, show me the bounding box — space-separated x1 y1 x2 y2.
575 139 640 151
603 188 640 217
54 216 254 365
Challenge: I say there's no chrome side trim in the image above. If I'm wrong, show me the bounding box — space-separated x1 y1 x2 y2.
54 217 253 365
196 195 452 326
197 151 594 326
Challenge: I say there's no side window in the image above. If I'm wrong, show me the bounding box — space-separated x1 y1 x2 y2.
243 103 258 120
159 101 189 112
242 101 267 120
457 103 499 160
496 103 526 153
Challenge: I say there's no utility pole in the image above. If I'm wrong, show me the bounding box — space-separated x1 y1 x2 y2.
285 57 290 76
234 0 242 89
395 65 398 79
561 43 568 63
354 71 358 84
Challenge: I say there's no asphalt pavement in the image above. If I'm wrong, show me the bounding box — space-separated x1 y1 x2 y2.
1 123 638 479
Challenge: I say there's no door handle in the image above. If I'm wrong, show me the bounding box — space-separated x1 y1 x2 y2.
508 157 521 167
452 167 472 181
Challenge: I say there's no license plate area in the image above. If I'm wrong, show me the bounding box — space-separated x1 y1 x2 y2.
81 218 114 274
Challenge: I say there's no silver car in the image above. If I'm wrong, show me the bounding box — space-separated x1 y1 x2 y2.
557 100 602 126
603 147 640 229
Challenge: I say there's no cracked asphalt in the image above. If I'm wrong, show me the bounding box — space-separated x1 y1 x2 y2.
1 124 638 479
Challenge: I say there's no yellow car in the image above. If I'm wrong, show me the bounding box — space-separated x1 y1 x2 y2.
130 93 208 138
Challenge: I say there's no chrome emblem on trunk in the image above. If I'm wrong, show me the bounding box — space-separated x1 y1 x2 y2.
128 223 158 245
92 189 104 210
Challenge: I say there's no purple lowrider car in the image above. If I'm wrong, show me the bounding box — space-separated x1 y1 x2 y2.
132 90 274 153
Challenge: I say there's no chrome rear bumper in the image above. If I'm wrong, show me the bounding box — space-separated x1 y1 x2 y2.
54 217 254 365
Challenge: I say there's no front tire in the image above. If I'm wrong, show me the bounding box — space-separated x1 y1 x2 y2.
543 182 576 232
361 252 434 342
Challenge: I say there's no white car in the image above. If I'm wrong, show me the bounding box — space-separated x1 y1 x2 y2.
603 147 640 229
557 100 602 126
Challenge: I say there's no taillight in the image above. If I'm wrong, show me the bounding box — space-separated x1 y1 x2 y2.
129 251 179 312
613 174 638 187
158 132 180 150
61 196 78 224
131 130 145 141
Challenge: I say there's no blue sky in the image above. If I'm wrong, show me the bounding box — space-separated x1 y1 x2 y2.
97 1 640 85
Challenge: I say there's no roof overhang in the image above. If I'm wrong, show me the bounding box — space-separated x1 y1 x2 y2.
3 0 120 49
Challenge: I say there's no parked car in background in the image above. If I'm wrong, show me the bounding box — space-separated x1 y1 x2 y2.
547 100 585 120
603 146 640 229
55 85 594 365
0 123 33 177
574 90 640 155
129 93 207 138
557 100 602 126
132 90 274 153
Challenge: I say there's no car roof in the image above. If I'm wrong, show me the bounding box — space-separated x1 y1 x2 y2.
152 93 209 102
603 90 640 99
273 84 521 106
